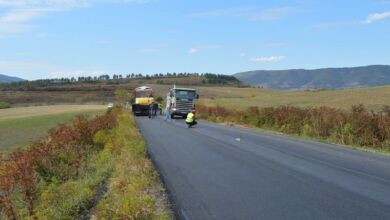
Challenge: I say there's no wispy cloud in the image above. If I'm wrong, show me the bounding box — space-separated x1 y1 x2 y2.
0 60 50 71
311 21 352 30
0 0 151 37
378 1 390 5
0 60 55 79
312 11 390 30
360 11 390 24
137 48 158 53
189 7 254 18
0 59 107 80
250 56 286 62
188 48 198 54
45 69 106 79
190 7 304 21
96 39 111 45
252 7 302 21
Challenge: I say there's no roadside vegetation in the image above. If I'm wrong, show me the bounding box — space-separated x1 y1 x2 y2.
198 104 390 151
2 72 390 112
0 107 171 219
197 85 390 111
0 102 10 109
0 105 105 154
0 74 241 106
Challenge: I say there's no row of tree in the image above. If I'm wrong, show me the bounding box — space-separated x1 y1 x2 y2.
0 73 241 89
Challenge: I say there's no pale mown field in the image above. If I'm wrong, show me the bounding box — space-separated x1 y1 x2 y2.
0 105 106 153
194 86 390 111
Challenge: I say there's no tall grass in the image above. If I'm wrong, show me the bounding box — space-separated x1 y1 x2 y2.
0 108 118 219
0 107 170 219
94 112 170 219
197 104 390 149
0 102 10 109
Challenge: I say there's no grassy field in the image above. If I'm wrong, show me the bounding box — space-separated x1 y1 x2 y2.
0 105 106 153
2 84 390 111
195 85 390 111
0 108 171 220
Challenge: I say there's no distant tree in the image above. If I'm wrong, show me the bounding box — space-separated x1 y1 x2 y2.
156 96 163 103
115 88 131 106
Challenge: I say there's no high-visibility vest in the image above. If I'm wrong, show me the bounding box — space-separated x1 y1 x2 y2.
186 112 194 123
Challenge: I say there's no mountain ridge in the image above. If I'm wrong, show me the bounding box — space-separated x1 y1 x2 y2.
0 74 25 83
234 65 390 90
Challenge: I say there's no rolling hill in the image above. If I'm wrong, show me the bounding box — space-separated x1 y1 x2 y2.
235 65 390 90
0 74 25 83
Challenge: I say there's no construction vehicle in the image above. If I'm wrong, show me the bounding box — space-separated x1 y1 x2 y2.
132 86 154 116
166 86 199 118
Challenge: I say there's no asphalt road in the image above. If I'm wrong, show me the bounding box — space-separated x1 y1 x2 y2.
136 116 390 220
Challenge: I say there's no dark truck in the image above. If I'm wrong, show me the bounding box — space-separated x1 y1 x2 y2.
166 87 199 118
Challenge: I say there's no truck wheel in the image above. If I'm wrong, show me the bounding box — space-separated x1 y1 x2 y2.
171 114 174 119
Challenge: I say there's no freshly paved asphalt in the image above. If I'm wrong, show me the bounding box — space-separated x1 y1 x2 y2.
136 116 390 220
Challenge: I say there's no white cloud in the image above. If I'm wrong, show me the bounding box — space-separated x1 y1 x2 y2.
250 56 286 62
96 39 111 44
311 21 354 30
137 48 158 53
240 53 246 57
188 48 198 54
252 7 302 21
45 69 106 79
378 1 390 5
36 32 50 38
189 7 254 18
0 60 55 79
0 60 107 80
189 7 303 21
0 60 50 71
361 11 390 24
0 0 151 37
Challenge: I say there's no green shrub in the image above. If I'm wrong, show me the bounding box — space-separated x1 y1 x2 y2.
0 101 10 109
94 112 170 220
0 110 119 219
198 104 390 149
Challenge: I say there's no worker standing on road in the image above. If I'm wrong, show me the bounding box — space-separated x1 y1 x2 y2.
158 103 163 115
148 103 153 119
164 103 172 121
153 102 158 117
149 102 158 119
186 108 197 128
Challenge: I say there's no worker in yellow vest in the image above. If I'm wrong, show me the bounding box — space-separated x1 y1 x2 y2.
158 103 163 115
186 108 197 128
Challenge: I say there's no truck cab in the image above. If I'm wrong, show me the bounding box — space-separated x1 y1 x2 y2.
167 87 198 118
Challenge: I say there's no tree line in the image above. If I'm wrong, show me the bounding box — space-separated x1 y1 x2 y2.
0 72 240 89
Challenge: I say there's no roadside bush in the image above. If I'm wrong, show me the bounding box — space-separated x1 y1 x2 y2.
94 113 170 220
0 101 10 109
0 108 119 219
198 104 390 149
1 107 170 220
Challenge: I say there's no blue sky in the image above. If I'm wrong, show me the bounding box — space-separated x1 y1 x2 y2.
0 0 389 80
